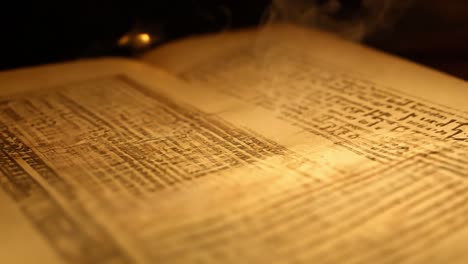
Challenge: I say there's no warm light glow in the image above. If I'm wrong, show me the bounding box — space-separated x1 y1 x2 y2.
118 32 153 48
118 35 130 46
137 33 151 44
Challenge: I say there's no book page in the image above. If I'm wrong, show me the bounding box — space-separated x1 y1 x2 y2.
148 25 468 263
0 58 307 263
0 56 398 263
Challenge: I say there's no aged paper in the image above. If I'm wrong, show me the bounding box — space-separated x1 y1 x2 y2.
144 25 468 263
1 58 368 263
0 24 467 264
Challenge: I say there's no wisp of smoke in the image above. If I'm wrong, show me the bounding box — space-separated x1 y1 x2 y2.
263 0 414 41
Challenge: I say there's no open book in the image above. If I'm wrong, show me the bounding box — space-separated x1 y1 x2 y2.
0 24 467 264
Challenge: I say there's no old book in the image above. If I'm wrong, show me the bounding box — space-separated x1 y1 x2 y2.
0 24 467 264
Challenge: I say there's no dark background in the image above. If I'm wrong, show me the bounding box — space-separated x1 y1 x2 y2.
1 0 467 80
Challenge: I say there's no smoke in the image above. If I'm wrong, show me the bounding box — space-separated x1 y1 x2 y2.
263 0 415 41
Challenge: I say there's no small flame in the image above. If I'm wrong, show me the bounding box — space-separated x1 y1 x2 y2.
118 32 155 50
137 33 151 44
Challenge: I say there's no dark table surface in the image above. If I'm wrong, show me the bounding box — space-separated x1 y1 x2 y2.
1 0 467 80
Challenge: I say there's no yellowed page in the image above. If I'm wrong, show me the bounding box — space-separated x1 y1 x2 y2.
0 58 167 264
144 25 468 263
0 58 296 263
0 57 376 263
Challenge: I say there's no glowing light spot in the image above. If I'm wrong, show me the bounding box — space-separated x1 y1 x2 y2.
117 32 155 49
137 33 151 44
